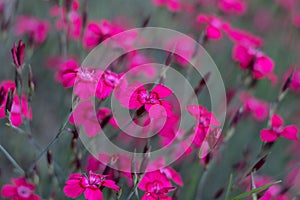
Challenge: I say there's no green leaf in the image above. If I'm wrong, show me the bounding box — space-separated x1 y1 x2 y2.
229 180 282 200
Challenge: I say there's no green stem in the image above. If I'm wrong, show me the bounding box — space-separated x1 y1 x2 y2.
0 144 25 175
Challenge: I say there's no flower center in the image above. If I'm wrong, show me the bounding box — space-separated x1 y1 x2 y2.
17 186 32 198
81 174 101 188
103 71 119 87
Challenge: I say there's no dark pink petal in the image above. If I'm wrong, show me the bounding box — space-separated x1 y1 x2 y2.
152 84 172 99
206 26 222 40
260 129 278 142
271 114 283 128
63 182 84 198
102 180 120 191
281 125 298 141
84 188 103 200
1 185 16 197
166 167 184 186
12 177 27 186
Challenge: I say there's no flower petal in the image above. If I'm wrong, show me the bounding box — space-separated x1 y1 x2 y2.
152 84 172 99
271 114 283 128
84 188 103 200
1 185 16 197
63 182 84 198
260 129 277 142
281 125 298 141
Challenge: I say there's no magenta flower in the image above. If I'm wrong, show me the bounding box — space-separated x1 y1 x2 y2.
50 0 82 40
240 92 269 121
83 20 122 49
63 171 120 200
152 0 182 12
284 66 300 92
96 70 123 100
218 0 247 15
57 58 79 88
167 36 196 66
0 81 32 126
260 114 298 142
196 14 231 40
187 104 220 147
128 84 173 115
1 177 41 200
69 101 100 137
15 16 50 44
11 40 25 69
139 170 176 200
227 28 263 47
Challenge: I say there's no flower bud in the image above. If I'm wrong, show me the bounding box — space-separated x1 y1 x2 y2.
11 40 25 69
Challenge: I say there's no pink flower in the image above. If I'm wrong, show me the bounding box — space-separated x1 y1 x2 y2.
196 14 231 40
1 177 41 200
83 20 122 49
167 36 196 66
284 67 300 92
96 70 122 100
11 40 25 69
218 0 247 15
232 42 275 79
260 114 298 142
70 101 100 137
129 84 173 115
55 58 79 88
226 28 263 47
63 171 120 200
187 104 220 147
139 170 176 200
252 54 275 79
0 81 32 126
152 0 182 12
240 92 269 121
50 0 82 40
247 175 282 200
15 16 50 44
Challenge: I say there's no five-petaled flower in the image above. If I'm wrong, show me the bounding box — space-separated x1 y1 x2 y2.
260 114 298 142
63 171 120 200
139 170 176 200
1 177 41 200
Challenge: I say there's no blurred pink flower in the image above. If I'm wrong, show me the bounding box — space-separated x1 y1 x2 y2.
227 28 263 47
63 171 120 200
260 114 298 142
196 14 231 40
218 0 247 15
240 92 269 121
284 66 300 92
187 104 220 147
15 16 50 44
167 36 196 66
50 1 83 40
1 177 40 200
152 0 182 12
83 20 123 49
232 41 275 80
70 101 100 137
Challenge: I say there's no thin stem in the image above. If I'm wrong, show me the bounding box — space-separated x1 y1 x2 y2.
0 144 25 175
26 111 72 175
